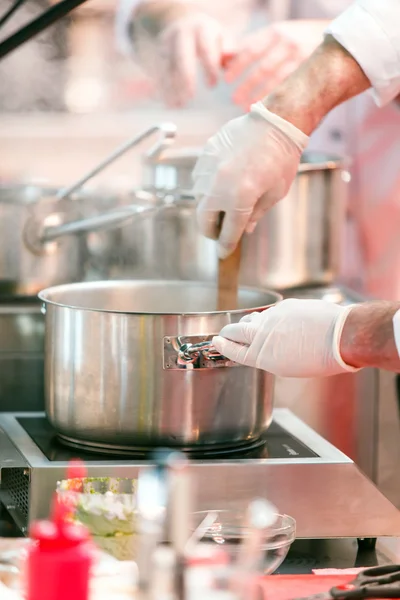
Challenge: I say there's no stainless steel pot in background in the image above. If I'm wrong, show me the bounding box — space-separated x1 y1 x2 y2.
39 280 280 451
0 183 214 295
0 123 176 296
143 148 348 290
0 185 86 295
0 183 143 295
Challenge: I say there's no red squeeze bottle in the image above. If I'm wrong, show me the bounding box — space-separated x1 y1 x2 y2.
26 495 93 600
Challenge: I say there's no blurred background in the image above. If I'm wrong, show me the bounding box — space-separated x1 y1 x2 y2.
0 0 243 185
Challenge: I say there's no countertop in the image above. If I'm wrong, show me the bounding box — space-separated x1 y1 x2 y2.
1 502 399 574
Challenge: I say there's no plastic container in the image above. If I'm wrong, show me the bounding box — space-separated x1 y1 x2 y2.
192 511 296 575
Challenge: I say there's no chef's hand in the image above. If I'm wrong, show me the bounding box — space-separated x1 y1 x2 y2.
192 101 309 258
134 2 231 108
224 20 326 111
212 299 360 378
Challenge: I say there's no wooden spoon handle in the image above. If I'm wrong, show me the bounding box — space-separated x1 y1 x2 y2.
217 212 242 311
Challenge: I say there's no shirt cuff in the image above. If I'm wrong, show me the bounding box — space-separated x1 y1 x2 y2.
393 309 400 359
325 1 400 107
115 0 141 56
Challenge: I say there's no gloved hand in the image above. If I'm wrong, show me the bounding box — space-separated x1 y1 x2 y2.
133 2 231 108
223 20 326 111
160 11 229 107
192 101 309 258
212 299 360 378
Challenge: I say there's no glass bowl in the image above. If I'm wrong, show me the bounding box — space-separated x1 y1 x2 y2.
192 510 296 575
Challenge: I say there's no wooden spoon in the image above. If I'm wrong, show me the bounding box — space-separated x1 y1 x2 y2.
217 212 242 311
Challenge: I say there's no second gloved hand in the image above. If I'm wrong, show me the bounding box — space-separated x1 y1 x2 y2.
212 299 360 377
192 102 309 259
223 20 327 111
132 2 232 108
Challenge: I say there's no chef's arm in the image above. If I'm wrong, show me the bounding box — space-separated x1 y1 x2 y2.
263 0 400 135
340 302 400 372
263 35 369 135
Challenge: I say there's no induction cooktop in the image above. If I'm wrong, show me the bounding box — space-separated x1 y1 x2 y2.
1 409 400 542
15 415 318 461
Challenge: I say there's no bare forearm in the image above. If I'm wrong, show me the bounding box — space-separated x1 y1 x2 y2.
340 302 400 373
263 35 371 135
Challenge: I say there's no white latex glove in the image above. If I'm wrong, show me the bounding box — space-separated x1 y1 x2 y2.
212 299 360 378
0 582 21 600
223 20 326 111
192 101 309 258
153 11 230 107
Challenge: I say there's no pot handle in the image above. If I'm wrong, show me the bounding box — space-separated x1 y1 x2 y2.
23 192 181 254
163 335 240 370
39 196 173 243
56 122 176 202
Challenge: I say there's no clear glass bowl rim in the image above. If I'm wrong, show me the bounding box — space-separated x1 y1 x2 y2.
192 510 296 540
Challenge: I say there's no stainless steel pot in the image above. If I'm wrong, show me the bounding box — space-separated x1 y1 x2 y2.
39 280 281 451
143 148 348 290
0 183 150 295
0 183 210 295
0 185 86 295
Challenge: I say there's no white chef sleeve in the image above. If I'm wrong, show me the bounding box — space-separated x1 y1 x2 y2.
115 0 143 55
325 0 400 107
115 0 199 56
393 309 400 359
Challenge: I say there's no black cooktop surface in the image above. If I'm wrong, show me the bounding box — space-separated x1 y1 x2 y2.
16 416 319 461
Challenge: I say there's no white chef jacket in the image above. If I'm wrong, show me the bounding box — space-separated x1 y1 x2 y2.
322 1 400 300
394 311 400 357
116 0 400 300
327 0 400 107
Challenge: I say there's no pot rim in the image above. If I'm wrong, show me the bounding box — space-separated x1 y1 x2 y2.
38 280 283 316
